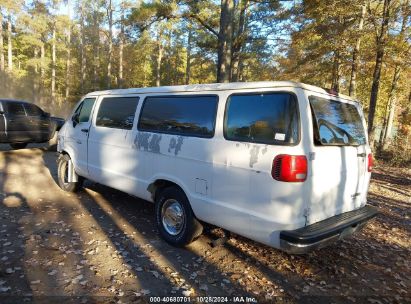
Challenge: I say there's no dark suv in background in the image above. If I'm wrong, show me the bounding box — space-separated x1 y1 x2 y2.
0 99 65 149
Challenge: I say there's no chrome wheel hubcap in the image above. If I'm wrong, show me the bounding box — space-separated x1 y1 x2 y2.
161 199 184 236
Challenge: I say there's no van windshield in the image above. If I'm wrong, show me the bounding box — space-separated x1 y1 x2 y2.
309 96 366 146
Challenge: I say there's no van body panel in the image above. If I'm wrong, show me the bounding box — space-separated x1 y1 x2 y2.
57 82 375 253
87 95 141 194
88 126 137 191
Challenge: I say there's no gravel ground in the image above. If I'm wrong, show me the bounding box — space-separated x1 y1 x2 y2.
0 144 410 304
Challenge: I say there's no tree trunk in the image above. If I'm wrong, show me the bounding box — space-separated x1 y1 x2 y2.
80 1 86 94
51 25 56 102
349 3 366 97
7 14 12 72
40 42 45 79
119 5 124 88
185 26 192 85
0 11 4 72
368 0 391 148
166 29 174 85
33 48 39 101
65 0 71 100
155 28 163 87
217 0 234 83
34 48 38 74
231 0 248 82
119 36 123 88
107 0 113 88
383 71 401 149
331 50 340 92
379 65 401 149
93 10 99 90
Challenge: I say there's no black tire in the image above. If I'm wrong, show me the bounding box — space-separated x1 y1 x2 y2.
10 143 27 149
155 187 203 247
57 154 83 192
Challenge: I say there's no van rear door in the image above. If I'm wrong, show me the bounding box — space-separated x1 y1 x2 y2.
307 95 370 225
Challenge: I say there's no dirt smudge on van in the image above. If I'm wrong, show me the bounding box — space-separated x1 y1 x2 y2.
168 136 184 156
135 132 162 154
249 146 260 168
134 132 150 151
262 146 268 155
168 138 176 153
149 134 162 153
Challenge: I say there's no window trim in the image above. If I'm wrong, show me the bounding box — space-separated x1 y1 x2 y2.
309 95 366 147
223 91 301 146
95 96 140 130
137 94 219 139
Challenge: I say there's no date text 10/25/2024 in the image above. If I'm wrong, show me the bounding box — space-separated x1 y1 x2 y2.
149 296 257 303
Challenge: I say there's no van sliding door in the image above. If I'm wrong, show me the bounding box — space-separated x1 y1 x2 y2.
87 96 139 193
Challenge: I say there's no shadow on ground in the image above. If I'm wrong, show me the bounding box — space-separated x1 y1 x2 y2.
0 147 410 303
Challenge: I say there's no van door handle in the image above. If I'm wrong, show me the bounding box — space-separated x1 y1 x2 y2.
357 153 366 157
81 128 89 133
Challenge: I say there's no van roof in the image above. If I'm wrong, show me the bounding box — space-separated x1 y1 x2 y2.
85 81 355 101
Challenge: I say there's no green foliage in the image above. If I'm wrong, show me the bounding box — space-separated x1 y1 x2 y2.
0 0 409 158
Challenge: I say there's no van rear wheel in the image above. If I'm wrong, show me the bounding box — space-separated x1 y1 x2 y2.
57 154 83 192
155 187 203 247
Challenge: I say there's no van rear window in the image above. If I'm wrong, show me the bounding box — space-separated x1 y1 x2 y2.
224 93 299 145
309 96 366 146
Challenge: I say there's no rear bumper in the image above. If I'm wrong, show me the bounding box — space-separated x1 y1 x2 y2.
280 205 378 254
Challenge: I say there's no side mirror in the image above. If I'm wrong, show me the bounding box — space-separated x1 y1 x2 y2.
72 113 79 127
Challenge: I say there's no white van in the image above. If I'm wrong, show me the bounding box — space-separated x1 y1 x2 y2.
56 81 378 254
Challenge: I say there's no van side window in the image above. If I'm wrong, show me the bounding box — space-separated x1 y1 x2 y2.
96 97 139 130
78 98 96 123
224 93 299 145
138 95 217 138
6 103 26 116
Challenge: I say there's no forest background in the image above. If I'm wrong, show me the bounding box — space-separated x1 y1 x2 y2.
0 0 410 164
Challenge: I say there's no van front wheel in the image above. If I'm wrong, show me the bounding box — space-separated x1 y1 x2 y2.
57 154 83 192
155 187 203 247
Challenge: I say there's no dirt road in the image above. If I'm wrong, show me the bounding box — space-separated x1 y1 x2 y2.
0 144 410 303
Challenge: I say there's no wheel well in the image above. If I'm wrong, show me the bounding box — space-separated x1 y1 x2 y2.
148 179 184 202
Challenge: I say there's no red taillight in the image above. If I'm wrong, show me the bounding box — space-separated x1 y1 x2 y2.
367 153 373 172
272 154 307 182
